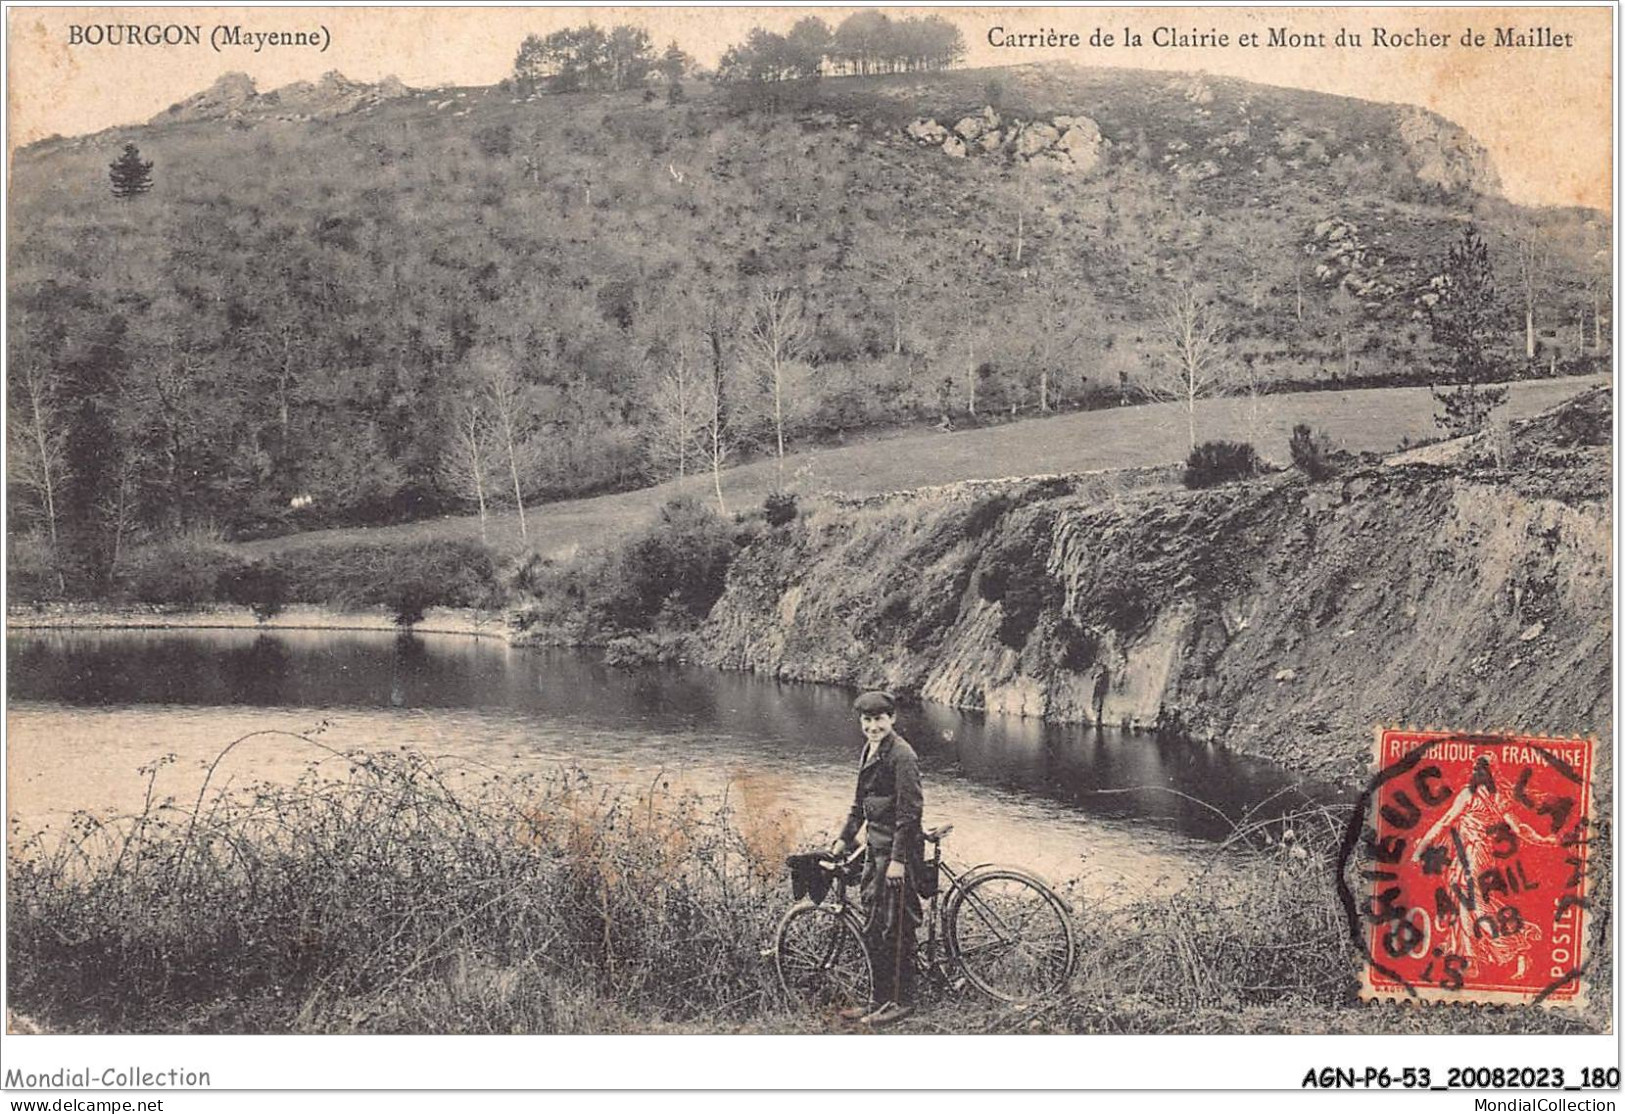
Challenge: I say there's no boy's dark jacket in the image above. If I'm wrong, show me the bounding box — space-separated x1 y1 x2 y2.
837 732 923 867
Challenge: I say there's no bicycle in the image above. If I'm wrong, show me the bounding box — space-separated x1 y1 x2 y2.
772 823 1077 1010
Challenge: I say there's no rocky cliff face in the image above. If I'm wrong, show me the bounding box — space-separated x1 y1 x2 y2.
698 391 1610 784
1394 104 1503 197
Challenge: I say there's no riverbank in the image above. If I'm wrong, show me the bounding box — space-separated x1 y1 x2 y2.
687 390 1613 786
6 602 509 639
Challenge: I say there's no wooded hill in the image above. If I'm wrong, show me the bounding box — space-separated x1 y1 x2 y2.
8 61 1610 592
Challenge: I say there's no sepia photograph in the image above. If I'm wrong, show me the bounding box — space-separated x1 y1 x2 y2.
2 2 1616 1096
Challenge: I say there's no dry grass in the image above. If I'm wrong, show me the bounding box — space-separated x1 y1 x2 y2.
7 744 1607 1035
7 738 796 1033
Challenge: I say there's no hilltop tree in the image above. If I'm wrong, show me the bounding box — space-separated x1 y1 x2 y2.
606 25 655 90
513 23 652 94
831 10 893 74
659 40 691 103
1427 224 1507 435
716 28 822 103
108 143 153 199
786 17 833 75
894 15 965 71
827 11 962 73
659 40 691 82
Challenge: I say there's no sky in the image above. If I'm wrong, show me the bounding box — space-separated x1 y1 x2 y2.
6 5 1614 210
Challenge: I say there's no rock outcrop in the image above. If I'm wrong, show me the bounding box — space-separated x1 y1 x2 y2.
696 391 1611 784
903 105 1108 174
155 72 259 123
1395 104 1503 197
154 71 411 125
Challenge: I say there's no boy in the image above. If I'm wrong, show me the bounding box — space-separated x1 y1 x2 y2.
829 690 923 1026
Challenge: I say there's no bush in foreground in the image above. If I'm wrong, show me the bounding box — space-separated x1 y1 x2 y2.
7 743 794 1033
8 748 1601 1035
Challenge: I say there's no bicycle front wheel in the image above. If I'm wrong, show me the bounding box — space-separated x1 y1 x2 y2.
945 868 1076 1003
773 902 874 1011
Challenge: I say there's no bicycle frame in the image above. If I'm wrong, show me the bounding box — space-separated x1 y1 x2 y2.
783 828 1079 1013
817 835 996 982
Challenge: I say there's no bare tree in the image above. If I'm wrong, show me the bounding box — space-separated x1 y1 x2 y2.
1514 222 1547 360
1027 267 1090 413
644 332 707 481
1146 281 1231 450
471 350 538 543
1583 250 1610 352
1237 356 1269 447
439 390 495 545
873 252 917 356
1326 286 1361 379
93 458 141 582
8 353 70 552
702 310 732 515
744 285 811 485
253 313 307 444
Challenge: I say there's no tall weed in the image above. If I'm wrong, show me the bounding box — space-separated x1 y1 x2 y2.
7 740 792 1033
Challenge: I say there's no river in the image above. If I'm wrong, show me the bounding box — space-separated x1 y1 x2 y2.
5 627 1344 901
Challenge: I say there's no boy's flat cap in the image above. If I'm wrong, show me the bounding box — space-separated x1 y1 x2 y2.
852 690 896 714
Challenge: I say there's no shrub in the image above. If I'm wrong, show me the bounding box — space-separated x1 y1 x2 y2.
960 493 1013 539
763 491 798 527
994 578 1052 649
272 538 500 612
387 581 436 627
1554 396 1609 447
1067 804 1359 1018
219 561 290 622
1289 424 1335 481
1432 383 1508 438
599 497 736 631
7 532 70 602
6 747 791 1033
1095 575 1153 636
473 124 513 158
121 531 247 606
1183 441 1261 489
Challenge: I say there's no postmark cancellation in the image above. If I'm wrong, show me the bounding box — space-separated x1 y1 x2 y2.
1344 728 1595 1008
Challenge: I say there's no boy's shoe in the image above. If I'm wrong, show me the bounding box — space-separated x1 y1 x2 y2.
862 1001 913 1027
838 1004 874 1022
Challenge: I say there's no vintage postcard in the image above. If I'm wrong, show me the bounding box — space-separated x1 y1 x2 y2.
3 2 1615 1101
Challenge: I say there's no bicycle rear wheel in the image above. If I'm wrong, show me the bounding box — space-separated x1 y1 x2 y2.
945 868 1076 1003
773 902 874 1011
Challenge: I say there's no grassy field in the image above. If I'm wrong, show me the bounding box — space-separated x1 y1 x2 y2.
238 377 1606 562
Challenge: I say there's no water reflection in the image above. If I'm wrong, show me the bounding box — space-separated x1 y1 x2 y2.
7 629 1345 887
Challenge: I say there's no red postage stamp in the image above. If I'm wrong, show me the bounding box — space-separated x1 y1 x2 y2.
1343 728 1594 1006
